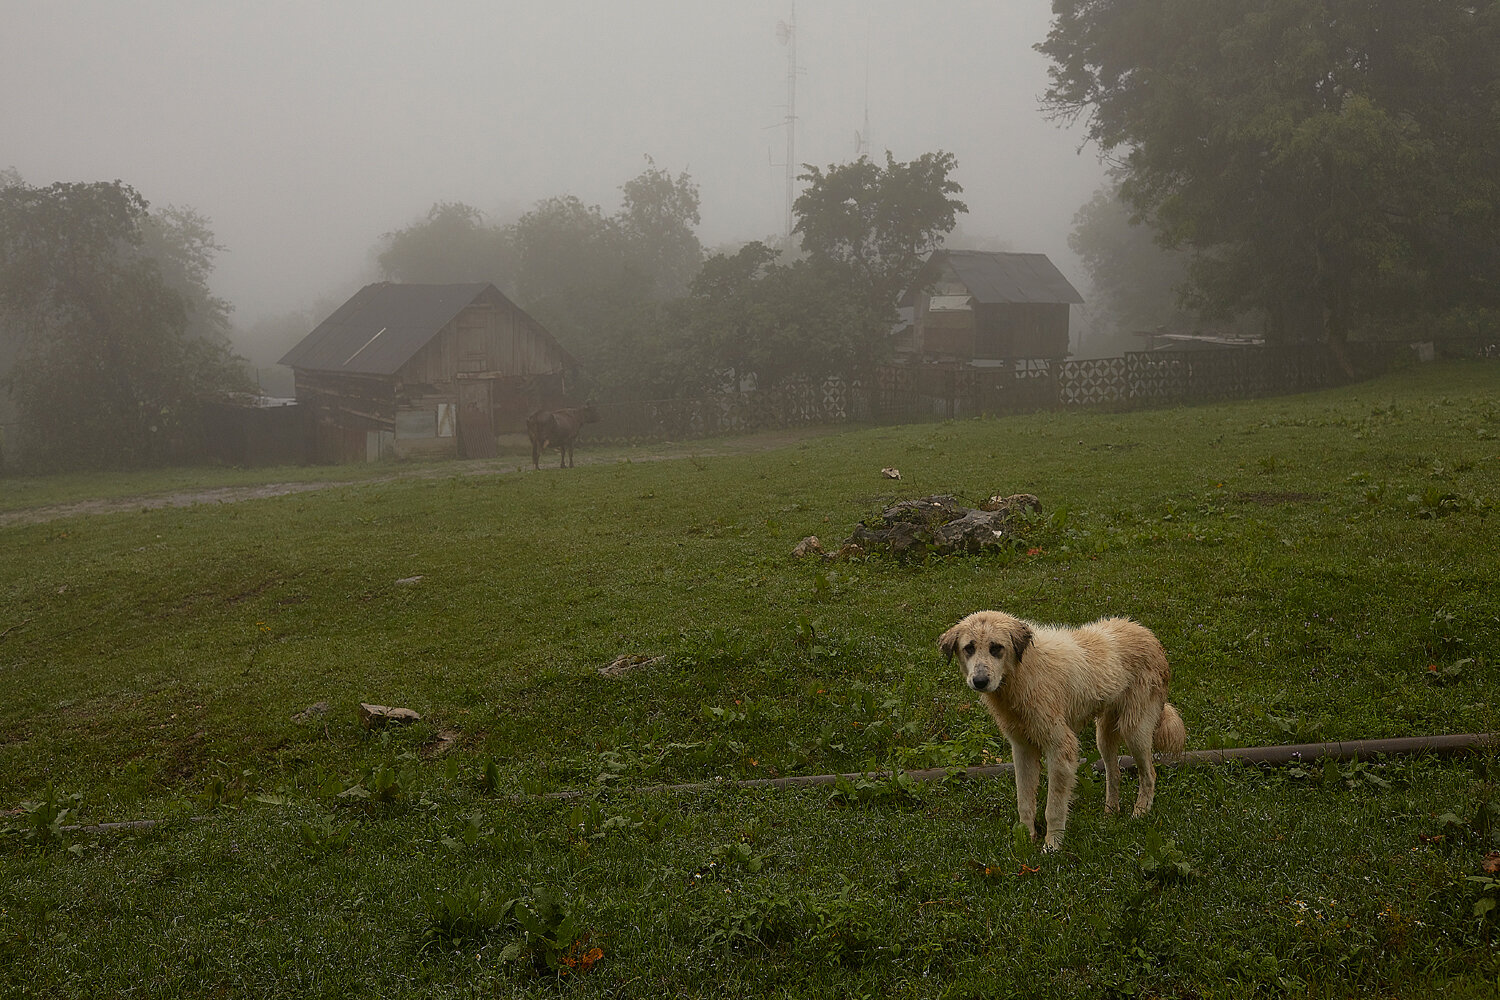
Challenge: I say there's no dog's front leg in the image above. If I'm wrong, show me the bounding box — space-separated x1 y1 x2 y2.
1010 739 1041 839
1042 730 1081 852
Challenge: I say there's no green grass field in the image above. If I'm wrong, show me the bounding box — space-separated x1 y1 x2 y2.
3 360 1498 997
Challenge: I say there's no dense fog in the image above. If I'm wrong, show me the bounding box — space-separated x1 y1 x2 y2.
1 1 1106 366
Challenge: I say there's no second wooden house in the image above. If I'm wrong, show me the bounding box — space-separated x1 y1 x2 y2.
897 250 1084 364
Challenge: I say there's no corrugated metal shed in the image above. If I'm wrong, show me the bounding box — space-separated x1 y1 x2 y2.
901 251 1084 306
279 282 574 374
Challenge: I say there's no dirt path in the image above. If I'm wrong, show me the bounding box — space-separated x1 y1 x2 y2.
0 426 841 528
0 480 353 527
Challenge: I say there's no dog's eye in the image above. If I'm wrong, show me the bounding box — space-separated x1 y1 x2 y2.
962 641 976 656
989 642 1004 657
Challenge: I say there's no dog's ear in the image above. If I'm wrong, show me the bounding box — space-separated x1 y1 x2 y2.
937 625 962 661
1011 622 1034 662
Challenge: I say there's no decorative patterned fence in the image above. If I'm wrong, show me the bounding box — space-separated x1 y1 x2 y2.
858 343 1423 422
582 340 1485 445
586 378 860 446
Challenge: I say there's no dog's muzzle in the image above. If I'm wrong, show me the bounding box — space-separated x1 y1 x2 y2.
968 672 999 692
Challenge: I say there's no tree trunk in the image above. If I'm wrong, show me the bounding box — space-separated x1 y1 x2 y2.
1324 285 1358 380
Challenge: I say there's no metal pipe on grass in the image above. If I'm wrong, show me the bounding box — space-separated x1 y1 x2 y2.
55 733 1500 825
545 731 1500 799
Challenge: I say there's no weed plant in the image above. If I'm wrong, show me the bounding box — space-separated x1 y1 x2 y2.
1 360 1498 996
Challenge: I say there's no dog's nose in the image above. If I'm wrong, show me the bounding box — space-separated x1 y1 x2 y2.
970 674 991 692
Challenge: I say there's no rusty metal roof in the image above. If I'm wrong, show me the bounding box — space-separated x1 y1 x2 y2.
902 251 1084 307
278 282 571 375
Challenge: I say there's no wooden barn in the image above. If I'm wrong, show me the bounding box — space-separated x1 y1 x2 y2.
897 250 1084 364
279 282 576 463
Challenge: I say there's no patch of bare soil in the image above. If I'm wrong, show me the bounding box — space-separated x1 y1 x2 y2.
0 481 344 528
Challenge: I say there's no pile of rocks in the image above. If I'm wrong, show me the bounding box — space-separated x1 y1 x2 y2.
795 493 1042 560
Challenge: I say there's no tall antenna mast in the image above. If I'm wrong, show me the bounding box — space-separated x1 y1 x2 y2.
776 5 798 239
857 14 871 159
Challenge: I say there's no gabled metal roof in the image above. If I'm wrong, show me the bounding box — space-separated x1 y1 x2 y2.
902 250 1084 307
278 282 560 375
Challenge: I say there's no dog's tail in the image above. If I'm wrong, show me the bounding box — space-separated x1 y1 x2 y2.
1155 703 1187 756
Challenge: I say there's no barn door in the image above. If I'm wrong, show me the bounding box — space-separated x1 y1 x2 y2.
456 380 497 458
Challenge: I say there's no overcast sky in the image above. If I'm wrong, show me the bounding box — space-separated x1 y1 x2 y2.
3 1 1107 337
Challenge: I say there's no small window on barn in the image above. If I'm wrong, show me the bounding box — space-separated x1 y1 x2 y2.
396 409 437 439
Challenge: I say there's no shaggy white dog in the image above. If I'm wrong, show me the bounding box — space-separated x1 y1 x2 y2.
939 611 1186 851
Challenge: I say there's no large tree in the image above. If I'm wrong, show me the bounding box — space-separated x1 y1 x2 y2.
671 242 891 393
507 164 706 398
679 242 781 392
616 157 703 301
1039 1 1500 353
509 194 638 372
141 204 234 345
793 150 967 317
361 163 705 399
0 181 247 470
376 201 516 289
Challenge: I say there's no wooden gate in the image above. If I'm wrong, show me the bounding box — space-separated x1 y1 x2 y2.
456 380 496 459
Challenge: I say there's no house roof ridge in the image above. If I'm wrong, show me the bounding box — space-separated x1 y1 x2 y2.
278 282 572 375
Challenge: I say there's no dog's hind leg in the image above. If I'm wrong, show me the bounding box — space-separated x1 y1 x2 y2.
1096 713 1122 815
1122 714 1159 818
1042 729 1081 852
1010 739 1041 839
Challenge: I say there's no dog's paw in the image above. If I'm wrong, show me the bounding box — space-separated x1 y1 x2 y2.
1041 839 1062 853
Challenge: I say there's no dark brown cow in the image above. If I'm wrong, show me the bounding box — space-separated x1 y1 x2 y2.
526 405 599 469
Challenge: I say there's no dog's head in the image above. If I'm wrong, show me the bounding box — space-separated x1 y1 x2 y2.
938 611 1034 694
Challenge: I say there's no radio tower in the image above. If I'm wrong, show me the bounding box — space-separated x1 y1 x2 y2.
855 15 872 159
775 5 798 239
